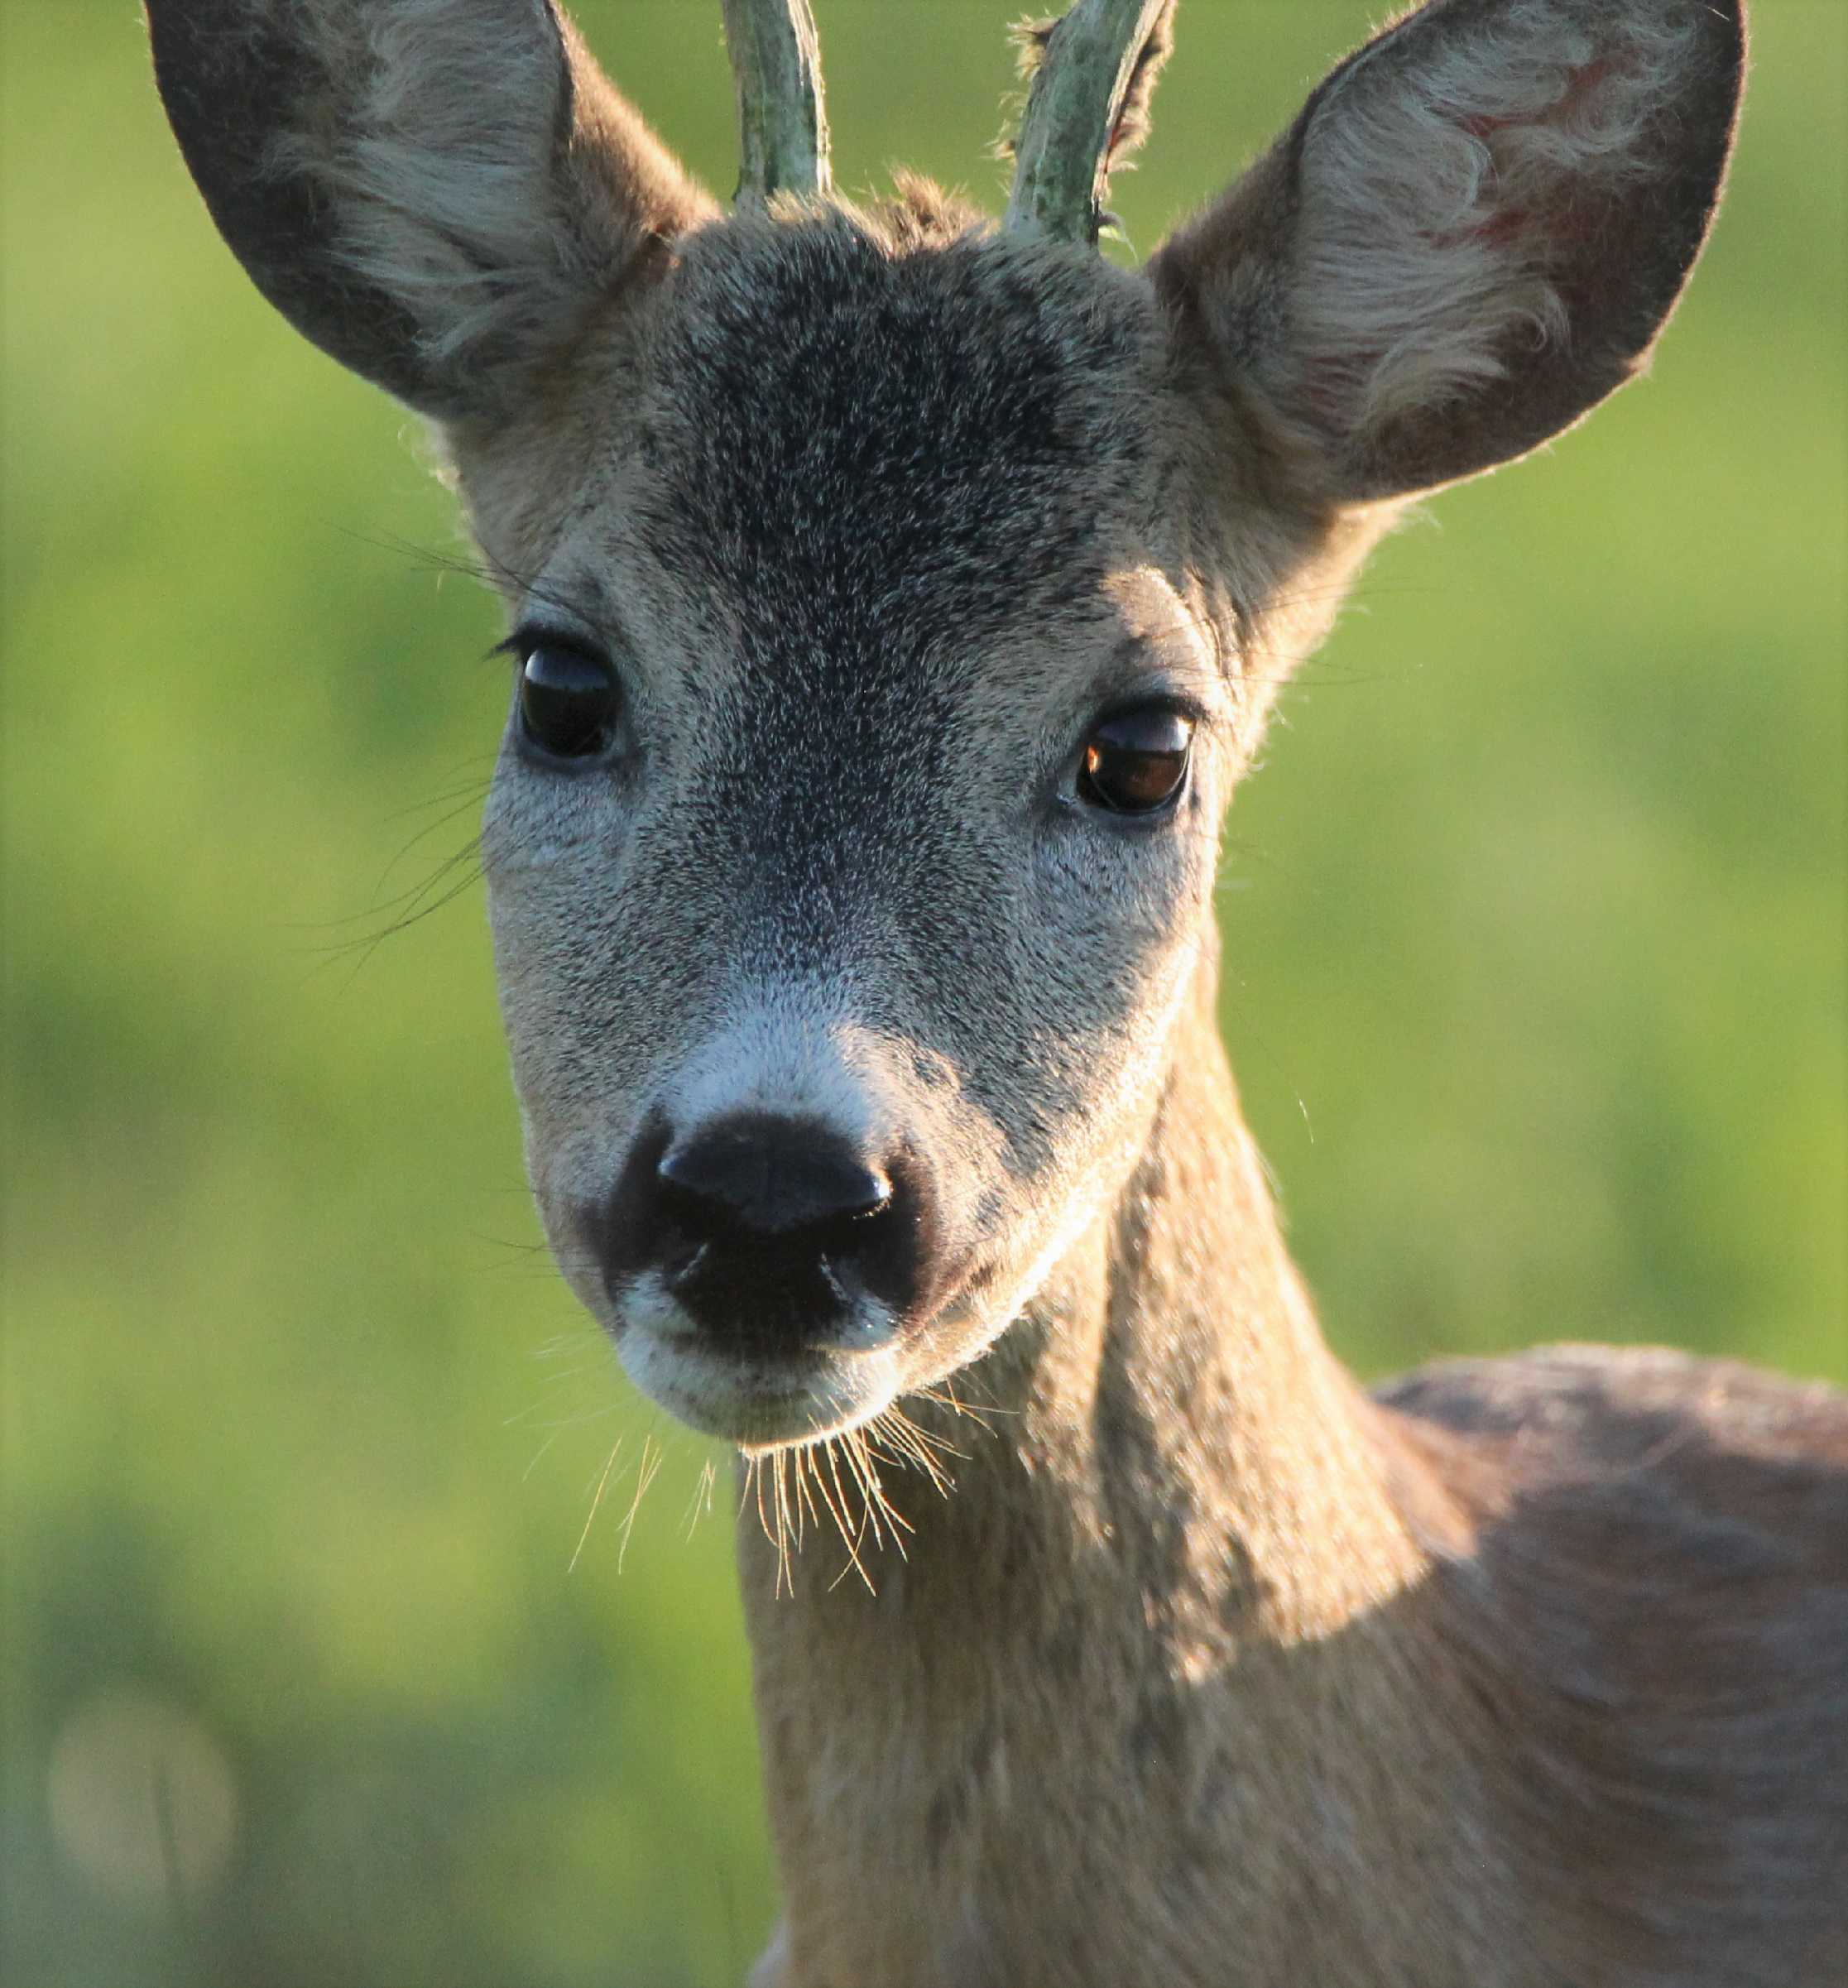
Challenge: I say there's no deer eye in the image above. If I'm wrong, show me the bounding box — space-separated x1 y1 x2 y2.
517 645 619 761
1076 706 1194 815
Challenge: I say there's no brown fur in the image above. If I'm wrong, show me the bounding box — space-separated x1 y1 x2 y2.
742 972 1848 1986
144 2 1846 1982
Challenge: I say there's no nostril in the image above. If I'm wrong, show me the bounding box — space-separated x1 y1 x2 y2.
589 1111 934 1354
656 1116 890 1240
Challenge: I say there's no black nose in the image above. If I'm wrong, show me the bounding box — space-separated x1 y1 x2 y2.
592 1113 930 1356
658 1121 890 1237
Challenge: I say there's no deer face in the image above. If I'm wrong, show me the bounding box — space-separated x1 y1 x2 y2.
148 0 1742 1449
478 217 1236 1445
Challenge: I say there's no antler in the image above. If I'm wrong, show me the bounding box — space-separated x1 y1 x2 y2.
1004 0 1174 244
722 0 832 206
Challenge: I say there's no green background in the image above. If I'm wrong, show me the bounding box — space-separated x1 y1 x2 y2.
3 3 1841 1983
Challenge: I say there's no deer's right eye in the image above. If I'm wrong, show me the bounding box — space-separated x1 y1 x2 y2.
517 646 620 761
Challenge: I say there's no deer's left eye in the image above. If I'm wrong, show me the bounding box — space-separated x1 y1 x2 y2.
1076 707 1194 815
517 645 620 761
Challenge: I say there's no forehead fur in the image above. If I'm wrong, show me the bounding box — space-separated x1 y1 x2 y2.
458 190 1326 747
627 204 1172 656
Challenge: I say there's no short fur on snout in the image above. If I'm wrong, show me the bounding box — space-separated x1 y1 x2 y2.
150 4 1848 1984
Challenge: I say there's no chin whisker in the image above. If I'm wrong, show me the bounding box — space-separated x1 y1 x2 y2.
914 1376 1012 1433
813 1436 879 1596
680 1457 718 1542
568 1436 626 1575
866 1404 962 1499
615 1434 664 1573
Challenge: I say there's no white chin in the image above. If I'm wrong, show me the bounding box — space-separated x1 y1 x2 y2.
612 1282 904 1450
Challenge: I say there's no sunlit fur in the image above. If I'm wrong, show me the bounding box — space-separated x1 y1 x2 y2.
146 2 1848 1983
1151 0 1743 497
1291 1 1701 438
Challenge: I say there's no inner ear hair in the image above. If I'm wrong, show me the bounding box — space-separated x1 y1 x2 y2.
1149 0 1746 502
146 0 715 419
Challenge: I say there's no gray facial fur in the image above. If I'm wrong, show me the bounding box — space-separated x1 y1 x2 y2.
478 209 1233 1443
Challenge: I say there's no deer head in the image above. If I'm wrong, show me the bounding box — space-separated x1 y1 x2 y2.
147 0 1744 1453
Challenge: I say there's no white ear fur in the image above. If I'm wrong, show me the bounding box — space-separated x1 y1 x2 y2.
148 0 714 416
1284 2 1698 444
273 0 583 379
1152 0 1745 500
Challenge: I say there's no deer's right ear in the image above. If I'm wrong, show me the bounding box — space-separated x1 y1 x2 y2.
1148 0 1745 503
146 0 716 420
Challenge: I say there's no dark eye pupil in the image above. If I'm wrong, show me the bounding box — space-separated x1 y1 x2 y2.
518 646 617 759
1078 708 1193 814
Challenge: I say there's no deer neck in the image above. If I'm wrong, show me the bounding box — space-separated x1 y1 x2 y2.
738 962 1495 1982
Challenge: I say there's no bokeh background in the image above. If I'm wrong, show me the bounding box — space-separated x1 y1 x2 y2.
2 2 1841 1983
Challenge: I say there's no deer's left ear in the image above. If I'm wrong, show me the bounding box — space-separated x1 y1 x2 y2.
1149 0 1745 502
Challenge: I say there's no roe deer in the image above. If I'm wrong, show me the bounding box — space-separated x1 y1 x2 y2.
146 0 1847 1981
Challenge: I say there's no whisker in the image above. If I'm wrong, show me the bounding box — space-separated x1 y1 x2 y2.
615 1433 664 1573
346 528 632 657
681 1457 718 1543
791 1443 823 1541
770 1465 785 1587
568 1437 626 1574
301 838 487 992
846 1426 912 1554
521 1430 561 1482
811 1436 878 1595
916 1376 1013 1429
867 1405 961 1500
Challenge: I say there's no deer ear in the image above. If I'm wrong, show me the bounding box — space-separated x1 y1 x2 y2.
146 0 717 420
1148 0 1745 502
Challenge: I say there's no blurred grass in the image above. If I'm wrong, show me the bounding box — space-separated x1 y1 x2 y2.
2 3 1841 1984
